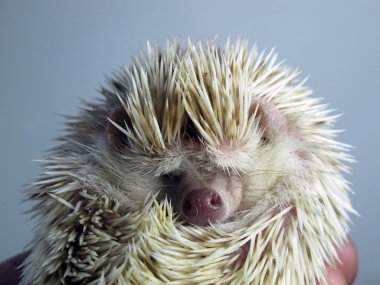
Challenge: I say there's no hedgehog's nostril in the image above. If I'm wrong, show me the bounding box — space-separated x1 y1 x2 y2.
183 198 192 212
182 189 225 225
210 192 222 207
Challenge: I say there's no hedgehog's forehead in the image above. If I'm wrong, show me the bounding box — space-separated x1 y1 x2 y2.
114 40 304 155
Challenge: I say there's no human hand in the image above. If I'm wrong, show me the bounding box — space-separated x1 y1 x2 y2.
0 251 30 285
317 239 358 285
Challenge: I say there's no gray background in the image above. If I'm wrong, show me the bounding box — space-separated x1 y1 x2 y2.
0 1 379 283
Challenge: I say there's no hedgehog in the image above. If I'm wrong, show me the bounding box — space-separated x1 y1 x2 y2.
21 39 355 285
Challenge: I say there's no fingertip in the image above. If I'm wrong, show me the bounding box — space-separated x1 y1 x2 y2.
336 238 358 284
326 267 347 285
316 266 347 285
8 251 31 267
0 252 29 285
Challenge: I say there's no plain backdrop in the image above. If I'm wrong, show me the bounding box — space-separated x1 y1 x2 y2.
0 1 379 283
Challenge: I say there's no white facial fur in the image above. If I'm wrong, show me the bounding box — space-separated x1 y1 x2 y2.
103 98 306 225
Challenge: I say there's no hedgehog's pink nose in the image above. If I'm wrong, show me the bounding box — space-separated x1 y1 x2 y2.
182 189 225 225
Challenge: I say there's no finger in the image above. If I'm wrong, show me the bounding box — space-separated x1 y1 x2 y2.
316 238 358 285
336 239 358 284
325 266 347 285
0 251 30 285
316 266 347 285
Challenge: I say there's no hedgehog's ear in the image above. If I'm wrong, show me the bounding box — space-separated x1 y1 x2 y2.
250 101 288 143
106 107 131 147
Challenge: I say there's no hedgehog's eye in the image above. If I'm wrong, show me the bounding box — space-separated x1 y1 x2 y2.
249 102 275 144
161 171 184 183
112 80 127 94
184 119 199 141
260 135 269 144
249 100 289 146
259 126 274 145
106 107 131 148
260 127 272 144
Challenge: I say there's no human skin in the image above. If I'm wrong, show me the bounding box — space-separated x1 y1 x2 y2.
317 239 358 285
0 239 357 284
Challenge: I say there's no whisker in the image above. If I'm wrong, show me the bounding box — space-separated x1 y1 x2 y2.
243 168 344 179
242 169 306 179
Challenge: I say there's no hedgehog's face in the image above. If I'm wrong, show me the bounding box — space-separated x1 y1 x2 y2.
99 43 309 226
105 99 306 226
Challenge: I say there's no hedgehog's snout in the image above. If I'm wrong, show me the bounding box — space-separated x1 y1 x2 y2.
182 188 225 226
161 172 243 226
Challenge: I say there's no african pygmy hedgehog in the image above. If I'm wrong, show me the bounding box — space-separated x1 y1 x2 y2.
21 39 355 285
